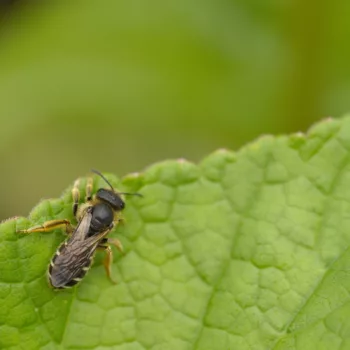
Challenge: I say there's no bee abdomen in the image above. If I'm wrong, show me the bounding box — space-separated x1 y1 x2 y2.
48 246 93 289
48 261 92 289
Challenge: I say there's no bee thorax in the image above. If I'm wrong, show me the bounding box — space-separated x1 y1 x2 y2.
87 202 114 236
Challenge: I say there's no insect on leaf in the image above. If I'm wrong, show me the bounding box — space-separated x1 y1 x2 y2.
1 116 350 349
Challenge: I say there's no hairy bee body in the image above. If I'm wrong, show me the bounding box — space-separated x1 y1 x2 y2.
18 171 140 289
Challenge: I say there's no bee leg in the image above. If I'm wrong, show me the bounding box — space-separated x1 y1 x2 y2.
99 237 124 253
107 238 124 253
85 177 93 201
97 244 117 284
72 179 81 217
17 219 73 234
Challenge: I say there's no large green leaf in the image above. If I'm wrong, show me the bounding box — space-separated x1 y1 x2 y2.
2 116 350 349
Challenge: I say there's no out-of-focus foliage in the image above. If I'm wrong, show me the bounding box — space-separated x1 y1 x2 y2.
0 0 349 219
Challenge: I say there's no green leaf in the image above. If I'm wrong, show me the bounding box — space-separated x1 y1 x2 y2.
2 116 350 349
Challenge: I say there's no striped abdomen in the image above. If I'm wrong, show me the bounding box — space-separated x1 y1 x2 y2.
48 240 98 289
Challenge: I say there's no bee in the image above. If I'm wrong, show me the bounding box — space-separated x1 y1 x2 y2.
18 170 141 289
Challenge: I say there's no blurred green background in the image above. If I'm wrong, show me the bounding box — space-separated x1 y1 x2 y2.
0 0 349 220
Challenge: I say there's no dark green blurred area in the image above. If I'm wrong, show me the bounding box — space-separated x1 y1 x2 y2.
0 0 349 219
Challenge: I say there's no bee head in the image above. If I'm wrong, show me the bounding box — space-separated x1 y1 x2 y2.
96 188 125 211
91 169 142 211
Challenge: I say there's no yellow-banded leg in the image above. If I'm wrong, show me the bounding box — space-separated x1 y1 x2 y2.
19 175 95 235
72 176 94 217
18 219 73 234
72 179 81 217
85 177 93 201
98 238 124 284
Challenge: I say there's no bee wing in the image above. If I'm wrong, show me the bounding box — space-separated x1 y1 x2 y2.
70 207 93 242
50 209 106 288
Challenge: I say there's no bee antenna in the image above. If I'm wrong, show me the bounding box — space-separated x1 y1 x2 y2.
119 192 143 197
91 169 114 191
